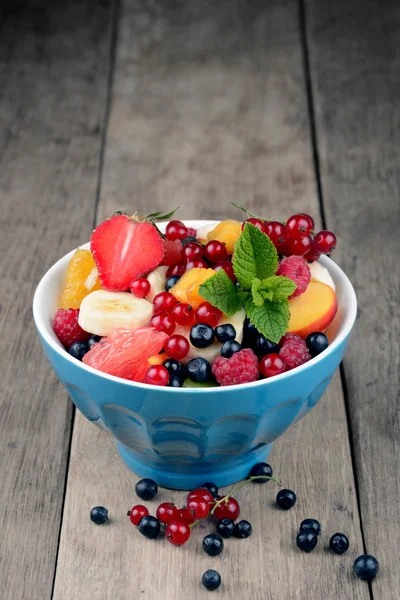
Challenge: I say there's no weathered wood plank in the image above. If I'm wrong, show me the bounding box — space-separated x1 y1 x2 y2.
0 2 112 599
54 1 368 598
305 1 400 597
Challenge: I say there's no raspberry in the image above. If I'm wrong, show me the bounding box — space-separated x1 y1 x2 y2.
279 335 311 370
276 256 311 298
212 348 259 386
53 308 90 348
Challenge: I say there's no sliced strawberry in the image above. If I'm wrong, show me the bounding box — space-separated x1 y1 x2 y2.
91 215 165 291
161 239 183 266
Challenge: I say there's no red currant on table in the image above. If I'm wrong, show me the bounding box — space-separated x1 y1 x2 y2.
165 520 191 546
145 364 170 386
177 507 195 524
204 240 228 263
313 230 337 254
287 234 312 256
165 334 190 360
183 242 204 262
259 353 286 378
151 312 176 335
186 259 209 270
167 263 186 277
128 504 149 526
172 303 194 327
263 221 287 253
214 260 236 282
187 495 210 519
187 488 214 505
213 496 240 521
195 302 222 328
286 213 315 239
153 292 178 313
165 220 189 242
242 217 264 232
156 502 178 525
130 277 150 298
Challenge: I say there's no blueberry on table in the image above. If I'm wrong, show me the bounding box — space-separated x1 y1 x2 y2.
249 462 273 482
90 506 108 524
187 357 212 383
234 520 252 538
300 518 321 536
138 515 161 539
353 554 379 581
216 518 235 539
276 489 297 510
202 533 224 556
190 323 215 348
167 374 183 387
305 332 329 357
296 531 318 552
329 532 349 554
202 569 222 591
135 478 158 501
165 275 180 291
220 340 241 358
214 324 236 343
255 334 279 357
68 341 90 361
201 481 219 498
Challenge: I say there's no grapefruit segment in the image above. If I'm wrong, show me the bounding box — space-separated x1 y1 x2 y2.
287 281 338 339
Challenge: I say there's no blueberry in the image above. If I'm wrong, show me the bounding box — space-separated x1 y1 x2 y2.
163 359 186 379
202 569 221 591
300 518 322 536
201 482 219 498
187 357 212 383
181 236 198 246
190 323 215 348
296 531 318 552
138 515 161 539
220 340 241 358
216 518 235 539
167 374 182 387
242 318 259 348
249 462 273 483
329 532 349 554
135 478 158 501
68 341 90 361
90 506 108 524
276 489 297 510
305 332 329 357
88 335 101 348
165 275 180 291
255 334 279 357
234 520 252 539
353 554 379 581
214 324 236 343
202 533 224 556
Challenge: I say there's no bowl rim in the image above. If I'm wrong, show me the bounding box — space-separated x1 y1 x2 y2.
33 219 357 393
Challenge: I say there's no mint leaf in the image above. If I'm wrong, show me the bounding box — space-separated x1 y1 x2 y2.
245 297 290 343
260 275 297 302
233 223 278 290
199 270 243 316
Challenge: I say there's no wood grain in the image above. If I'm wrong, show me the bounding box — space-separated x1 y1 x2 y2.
305 1 400 597
0 2 112 599
53 1 368 598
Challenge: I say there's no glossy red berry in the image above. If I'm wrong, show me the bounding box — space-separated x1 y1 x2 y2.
165 334 190 360
186 259 208 270
177 507 195 524
187 488 214 505
153 292 178 313
287 235 312 256
156 502 179 525
165 220 189 242
183 242 204 262
172 303 194 327
214 260 236 282
314 230 337 254
129 504 149 526
213 496 240 521
204 240 228 263
145 364 170 386
259 353 286 378
304 242 321 262
165 520 191 546
187 495 210 520
263 221 287 253
130 277 150 298
151 312 176 335
167 263 186 278
242 218 265 232
286 214 315 240
195 302 222 328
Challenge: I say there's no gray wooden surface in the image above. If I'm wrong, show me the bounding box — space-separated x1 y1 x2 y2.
0 0 398 598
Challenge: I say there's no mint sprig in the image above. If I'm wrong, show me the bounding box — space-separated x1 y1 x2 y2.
199 270 243 316
233 222 278 289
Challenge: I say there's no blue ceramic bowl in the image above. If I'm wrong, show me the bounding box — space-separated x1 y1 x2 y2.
33 220 357 489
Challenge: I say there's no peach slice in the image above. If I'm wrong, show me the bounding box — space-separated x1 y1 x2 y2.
170 267 216 308
287 281 338 339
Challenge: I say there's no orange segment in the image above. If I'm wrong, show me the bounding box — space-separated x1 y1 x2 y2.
288 281 338 339
60 249 102 309
170 268 216 308
206 220 242 253
148 353 168 365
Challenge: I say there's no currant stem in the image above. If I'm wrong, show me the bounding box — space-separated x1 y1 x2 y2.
210 475 282 515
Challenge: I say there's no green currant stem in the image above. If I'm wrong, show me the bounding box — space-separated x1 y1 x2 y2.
210 475 282 515
189 519 200 529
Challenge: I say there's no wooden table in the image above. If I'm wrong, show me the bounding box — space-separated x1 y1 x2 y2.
1 1 399 598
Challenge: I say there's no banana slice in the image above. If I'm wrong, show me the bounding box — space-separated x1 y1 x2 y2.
79 289 153 336
145 266 169 302
186 308 246 363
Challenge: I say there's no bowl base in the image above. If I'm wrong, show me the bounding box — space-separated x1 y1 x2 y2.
116 442 273 490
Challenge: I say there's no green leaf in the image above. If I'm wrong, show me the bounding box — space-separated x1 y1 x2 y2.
260 275 297 302
233 223 278 290
245 297 290 344
198 270 243 316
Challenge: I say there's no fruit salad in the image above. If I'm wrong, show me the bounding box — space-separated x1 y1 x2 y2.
53 206 339 387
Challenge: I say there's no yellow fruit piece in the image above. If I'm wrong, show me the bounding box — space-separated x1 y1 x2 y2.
60 249 102 309
148 353 168 365
206 220 242 253
170 268 216 309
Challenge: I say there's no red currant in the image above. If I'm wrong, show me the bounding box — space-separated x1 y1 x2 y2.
242 217 264 232
213 496 240 521
304 242 321 262
286 213 315 239
128 504 149 526
153 292 178 313
263 221 287 253
172 303 194 327
156 502 178 525
177 507 195 524
167 263 186 277
165 334 190 360
183 242 204 262
187 495 210 520
186 259 209 270
259 353 286 378
195 302 222 328
130 277 150 298
313 230 337 254
204 240 228 263
287 234 312 256
214 260 236 282
145 364 170 386
165 220 189 242
187 488 214 505
165 520 191 546
151 312 176 335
